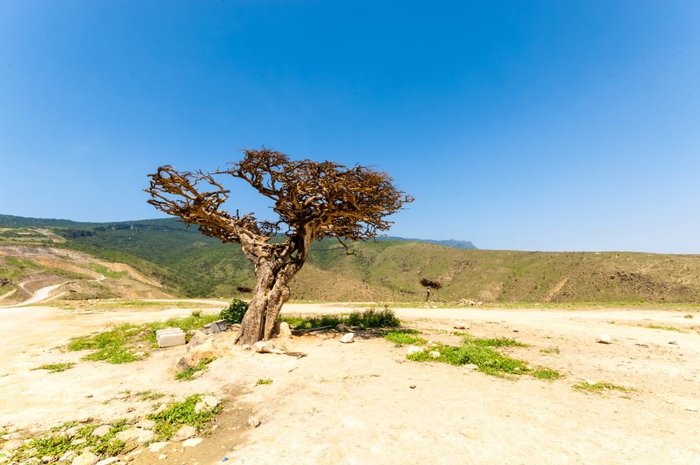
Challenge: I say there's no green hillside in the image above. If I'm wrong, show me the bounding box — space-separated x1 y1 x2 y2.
2 214 700 304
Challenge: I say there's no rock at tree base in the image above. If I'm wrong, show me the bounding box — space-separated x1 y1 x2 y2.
340 333 355 344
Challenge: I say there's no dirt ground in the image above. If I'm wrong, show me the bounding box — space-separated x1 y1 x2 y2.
1 302 699 464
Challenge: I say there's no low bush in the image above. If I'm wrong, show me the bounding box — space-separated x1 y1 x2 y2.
220 299 249 324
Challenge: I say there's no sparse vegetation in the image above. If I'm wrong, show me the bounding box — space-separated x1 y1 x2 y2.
10 419 129 463
384 330 428 346
540 347 560 355
175 358 215 381
573 381 634 393
220 298 249 324
148 395 220 440
33 362 75 373
89 263 128 279
405 334 559 379
256 378 273 385
67 313 220 364
282 307 400 330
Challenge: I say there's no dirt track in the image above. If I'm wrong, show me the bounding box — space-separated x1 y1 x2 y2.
1 303 699 464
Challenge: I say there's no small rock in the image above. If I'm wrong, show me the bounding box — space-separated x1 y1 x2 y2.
336 323 349 332
59 450 77 462
597 335 612 344
453 323 466 330
171 425 197 442
95 458 118 465
71 451 99 465
409 385 416 389
194 395 220 413
41 455 56 464
0 440 22 452
241 344 251 351
158 454 167 460
464 363 478 371
136 419 155 430
340 333 355 344
92 425 111 437
277 322 293 339
247 416 261 428
186 330 209 349
148 442 170 453
406 345 423 356
182 437 203 448
428 351 440 358
71 438 87 446
116 428 154 444
669 341 679 345
252 341 279 353
635 343 650 348
683 314 694 319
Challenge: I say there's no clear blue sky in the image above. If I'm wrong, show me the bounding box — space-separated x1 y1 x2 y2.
1 1 699 253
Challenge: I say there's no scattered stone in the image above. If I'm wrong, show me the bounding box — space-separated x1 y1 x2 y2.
91 425 111 437
158 454 167 460
669 341 679 345
71 438 87 446
409 385 416 389
464 363 478 371
187 330 209 348
340 333 355 344
178 339 222 369
194 395 220 413
241 344 251 351
277 322 293 339
182 437 203 448
253 341 280 354
247 416 261 428
71 451 99 465
0 440 22 452
136 419 155 430
406 345 423 356
172 425 197 442
683 314 694 319
428 351 440 358
148 442 170 453
453 323 466 330
336 323 349 332
635 343 650 348
95 458 118 465
116 427 154 444
41 455 55 464
156 328 186 348
597 335 612 344
59 451 77 463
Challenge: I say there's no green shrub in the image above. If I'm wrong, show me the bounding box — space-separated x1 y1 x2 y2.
220 299 249 324
281 307 401 330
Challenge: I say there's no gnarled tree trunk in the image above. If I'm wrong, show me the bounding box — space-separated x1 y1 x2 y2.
238 259 298 345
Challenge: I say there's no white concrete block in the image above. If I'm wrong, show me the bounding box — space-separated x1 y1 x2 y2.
156 328 185 348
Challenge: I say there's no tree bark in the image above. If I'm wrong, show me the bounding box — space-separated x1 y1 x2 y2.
238 260 296 345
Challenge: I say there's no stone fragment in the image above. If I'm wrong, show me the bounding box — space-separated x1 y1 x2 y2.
156 328 185 348
186 330 209 348
148 442 169 453
172 425 197 442
177 339 221 369
91 425 111 438
71 451 99 465
253 341 280 353
336 323 349 332
428 350 440 358
406 345 424 356
453 323 466 330
136 419 155 430
340 333 355 344
597 335 612 344
182 437 203 448
194 395 220 413
95 458 118 465
59 450 77 462
116 427 154 444
277 322 293 339
247 416 261 428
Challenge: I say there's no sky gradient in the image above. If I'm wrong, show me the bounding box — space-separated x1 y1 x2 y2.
1 1 699 253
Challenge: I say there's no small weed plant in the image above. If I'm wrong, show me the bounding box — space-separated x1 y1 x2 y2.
384 329 427 346
573 381 634 393
148 395 220 440
175 358 215 381
256 378 273 385
34 362 75 373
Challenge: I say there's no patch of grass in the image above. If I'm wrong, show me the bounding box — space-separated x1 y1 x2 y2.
148 395 220 440
89 263 128 279
256 378 273 385
34 362 75 373
384 330 428 346
644 324 684 333
134 390 166 401
406 334 558 380
540 346 560 355
11 419 128 463
175 358 215 381
573 381 633 393
67 314 220 364
282 307 400 330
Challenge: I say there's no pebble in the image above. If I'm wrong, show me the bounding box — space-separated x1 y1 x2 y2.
158 454 167 460
182 437 203 448
171 425 197 442
669 341 679 345
340 333 355 344
597 335 612 344
91 425 111 438
148 442 170 453
247 416 261 428
95 458 119 465
428 351 441 358
406 346 424 356
453 323 466 330
71 451 99 465
194 395 220 413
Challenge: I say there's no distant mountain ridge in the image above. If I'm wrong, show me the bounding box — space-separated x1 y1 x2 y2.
0 214 477 249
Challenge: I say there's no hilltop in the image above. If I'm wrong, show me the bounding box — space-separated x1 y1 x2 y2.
1 214 700 305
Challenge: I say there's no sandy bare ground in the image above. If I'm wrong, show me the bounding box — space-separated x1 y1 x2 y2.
1 302 699 464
